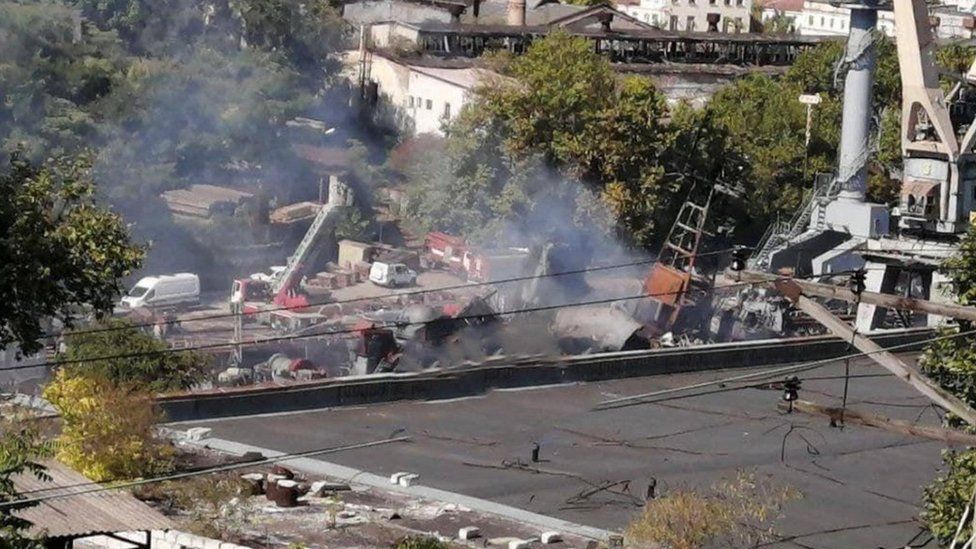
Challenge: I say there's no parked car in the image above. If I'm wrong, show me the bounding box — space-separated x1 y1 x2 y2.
120 273 200 309
369 262 417 287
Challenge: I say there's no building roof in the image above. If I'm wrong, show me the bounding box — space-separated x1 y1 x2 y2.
411 65 498 89
461 0 652 30
412 19 829 43
13 460 175 539
291 144 354 172
761 0 804 11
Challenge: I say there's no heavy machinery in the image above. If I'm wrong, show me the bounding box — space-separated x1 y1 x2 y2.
642 181 743 337
893 0 976 235
742 0 976 332
230 180 350 315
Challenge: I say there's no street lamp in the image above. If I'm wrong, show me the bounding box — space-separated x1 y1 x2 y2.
799 93 822 181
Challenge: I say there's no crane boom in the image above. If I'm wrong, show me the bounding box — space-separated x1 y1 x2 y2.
893 0 976 234
272 200 342 296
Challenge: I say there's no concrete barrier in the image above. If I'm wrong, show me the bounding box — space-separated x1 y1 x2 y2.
160 328 935 422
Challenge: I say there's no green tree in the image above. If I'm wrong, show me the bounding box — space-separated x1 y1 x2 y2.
60 319 208 393
921 225 976 543
44 370 171 482
401 32 673 247
0 152 144 355
238 0 349 79
0 424 51 548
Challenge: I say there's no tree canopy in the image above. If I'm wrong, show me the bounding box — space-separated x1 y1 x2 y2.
0 153 144 355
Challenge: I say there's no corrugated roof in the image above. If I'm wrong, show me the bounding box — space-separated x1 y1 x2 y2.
13 460 175 539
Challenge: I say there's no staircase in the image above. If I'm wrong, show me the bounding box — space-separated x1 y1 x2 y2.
749 173 840 270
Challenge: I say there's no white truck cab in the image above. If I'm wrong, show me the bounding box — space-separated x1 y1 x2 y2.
369 262 417 288
121 273 200 310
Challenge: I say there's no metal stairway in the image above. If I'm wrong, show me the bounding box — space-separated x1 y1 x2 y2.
749 173 840 270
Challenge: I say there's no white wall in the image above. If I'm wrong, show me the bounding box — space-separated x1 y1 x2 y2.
404 70 469 135
351 52 475 136
619 0 751 31
794 1 971 39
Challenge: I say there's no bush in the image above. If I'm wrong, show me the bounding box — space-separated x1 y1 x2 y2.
924 449 976 544
43 370 172 481
625 471 799 549
60 318 208 393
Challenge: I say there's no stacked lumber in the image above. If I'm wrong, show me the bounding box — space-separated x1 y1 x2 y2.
270 201 322 224
161 184 254 219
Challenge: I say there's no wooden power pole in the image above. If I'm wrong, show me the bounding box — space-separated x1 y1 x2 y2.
773 278 976 426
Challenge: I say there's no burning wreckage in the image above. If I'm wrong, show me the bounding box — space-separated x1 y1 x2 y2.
202 177 821 387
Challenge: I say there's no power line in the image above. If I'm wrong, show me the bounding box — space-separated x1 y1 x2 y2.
45 247 746 340
1 436 409 508
593 327 976 411
18 267 952 374
8 279 769 373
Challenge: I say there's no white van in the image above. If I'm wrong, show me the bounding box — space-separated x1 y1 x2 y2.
369 262 417 288
120 273 200 310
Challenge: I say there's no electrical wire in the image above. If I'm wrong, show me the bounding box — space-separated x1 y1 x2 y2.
593 327 976 411
12 329 968 505
42 247 749 340
4 279 769 373
1 435 409 508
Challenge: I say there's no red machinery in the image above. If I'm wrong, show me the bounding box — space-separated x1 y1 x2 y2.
230 200 341 314
423 231 528 283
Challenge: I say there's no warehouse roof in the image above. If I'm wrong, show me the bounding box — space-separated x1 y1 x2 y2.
13 460 175 539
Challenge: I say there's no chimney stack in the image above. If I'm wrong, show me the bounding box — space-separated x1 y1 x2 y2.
508 0 526 26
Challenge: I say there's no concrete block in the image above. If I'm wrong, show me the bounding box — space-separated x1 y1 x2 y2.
541 532 562 544
508 540 532 549
184 427 211 441
202 537 222 549
398 473 419 487
458 526 481 540
176 532 196 547
390 472 408 484
309 480 351 496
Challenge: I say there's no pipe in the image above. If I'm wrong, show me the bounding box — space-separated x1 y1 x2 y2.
836 6 877 202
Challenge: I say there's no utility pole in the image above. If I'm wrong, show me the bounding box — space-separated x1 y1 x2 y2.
773 278 976 426
799 93 821 182
733 269 976 324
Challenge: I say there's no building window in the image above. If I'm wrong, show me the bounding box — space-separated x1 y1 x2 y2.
808 14 813 25
670 15 679 29
829 17 833 28
689 0 696 5
686 15 695 30
735 0 742 5
724 0 730 5
820 16 824 26
709 0 716 5
426 99 432 110
443 102 451 118
408 96 414 108
734 16 742 31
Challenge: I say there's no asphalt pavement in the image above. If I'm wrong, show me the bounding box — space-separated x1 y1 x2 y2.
179 356 950 548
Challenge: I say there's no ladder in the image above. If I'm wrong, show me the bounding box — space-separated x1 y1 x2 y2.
272 200 341 295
